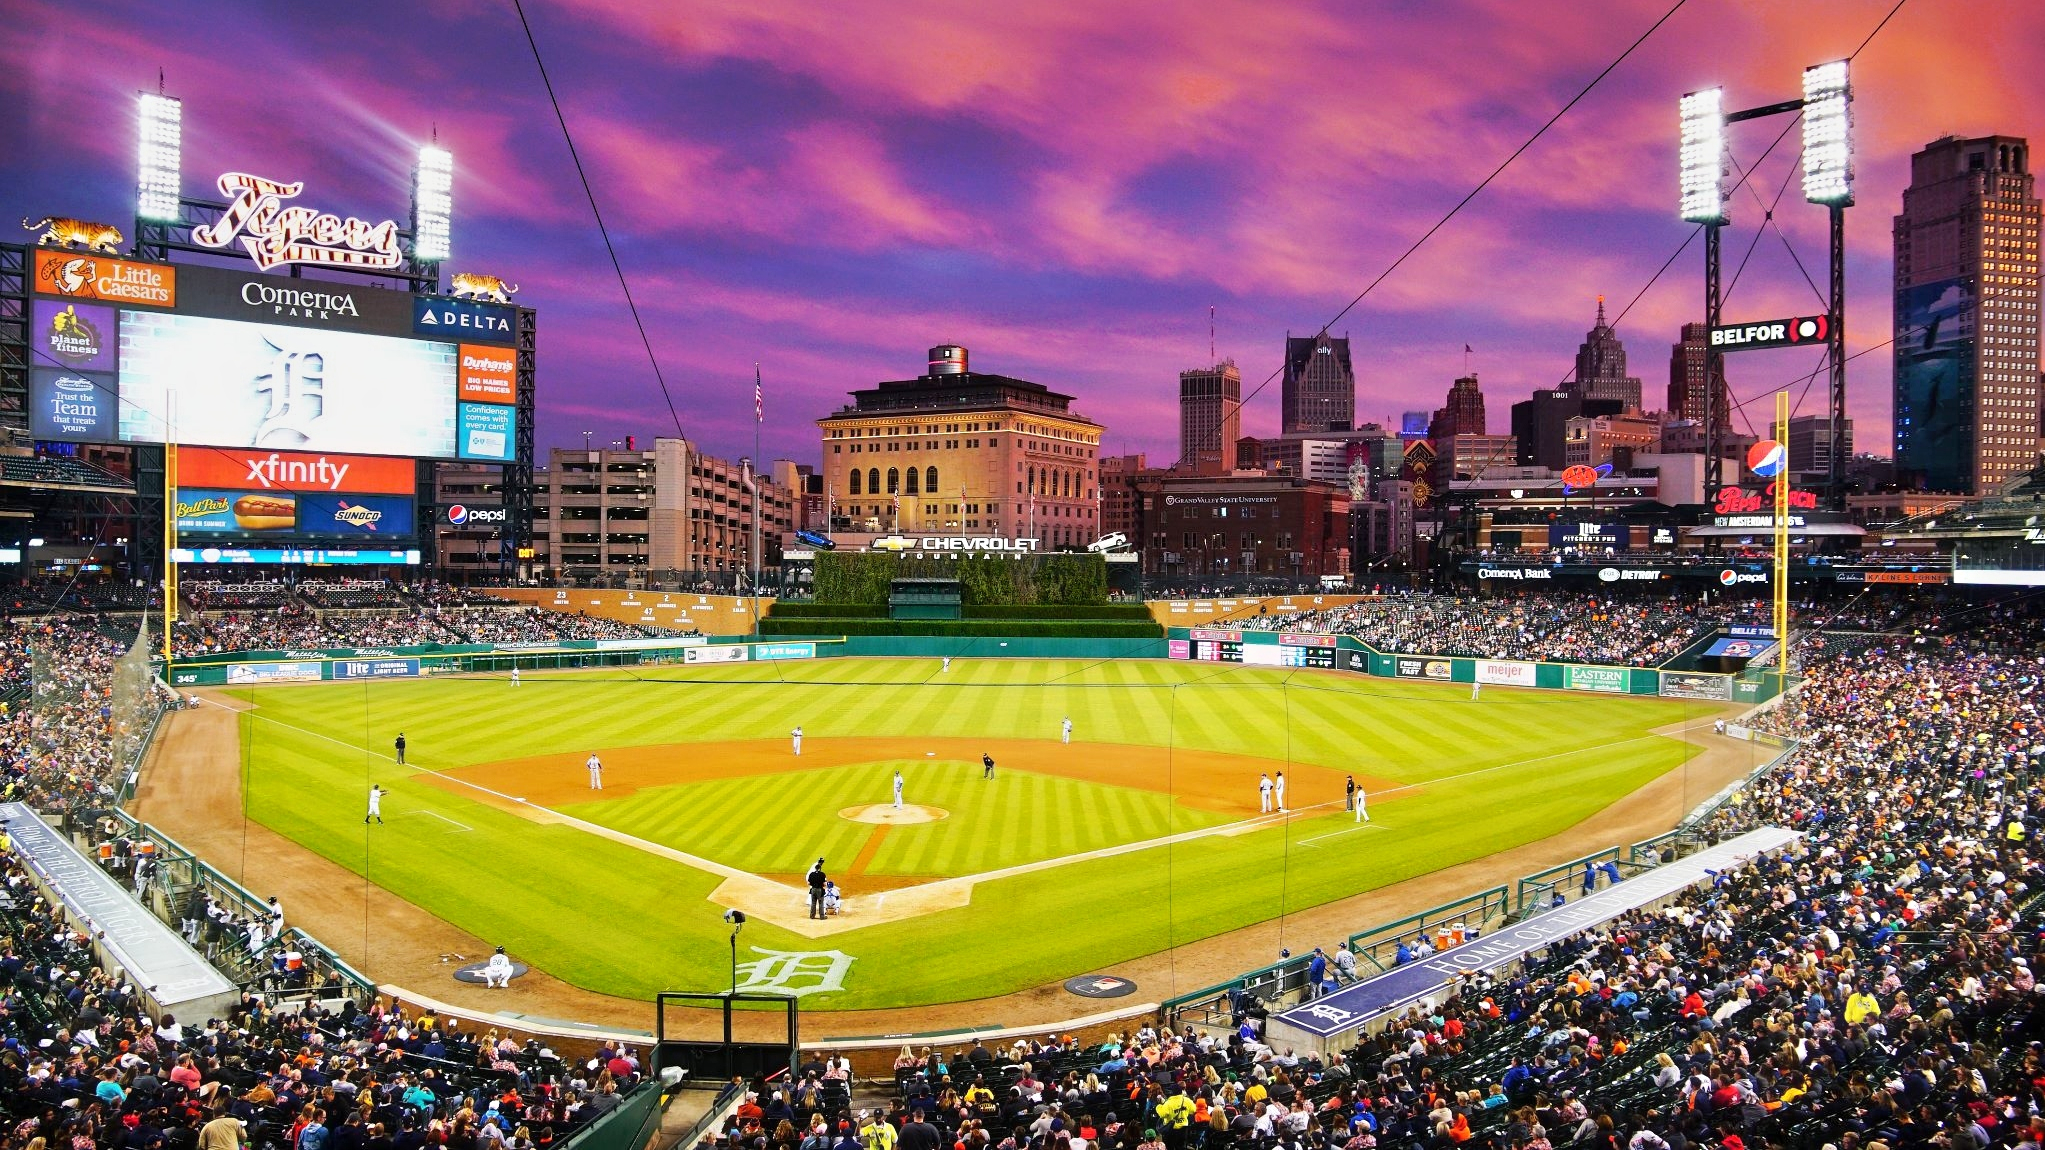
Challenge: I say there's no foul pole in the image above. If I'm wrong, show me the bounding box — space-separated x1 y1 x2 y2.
1773 390 1790 677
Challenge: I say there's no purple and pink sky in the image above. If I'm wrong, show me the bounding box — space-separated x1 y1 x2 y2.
4 0 2040 468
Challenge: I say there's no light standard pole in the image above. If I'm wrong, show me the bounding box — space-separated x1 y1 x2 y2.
723 909 746 995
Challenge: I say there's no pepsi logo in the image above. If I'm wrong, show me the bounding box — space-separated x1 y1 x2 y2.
447 504 469 526
1746 439 1787 479
1719 568 1737 586
444 504 508 526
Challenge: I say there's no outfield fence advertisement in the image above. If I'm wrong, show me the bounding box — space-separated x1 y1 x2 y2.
1660 671 1733 701
1394 656 1454 680
330 658 421 680
684 645 751 664
1474 659 1537 687
1564 665 1627 693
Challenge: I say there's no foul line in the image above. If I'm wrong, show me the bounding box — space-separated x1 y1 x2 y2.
1296 824 1387 847
406 810 473 833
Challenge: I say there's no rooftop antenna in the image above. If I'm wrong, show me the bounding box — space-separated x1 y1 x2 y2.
1209 305 1215 365
157 68 165 94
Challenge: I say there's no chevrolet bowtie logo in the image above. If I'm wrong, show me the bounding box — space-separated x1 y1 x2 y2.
871 535 916 552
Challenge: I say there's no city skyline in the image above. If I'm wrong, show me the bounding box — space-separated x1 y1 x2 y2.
3 0 2041 469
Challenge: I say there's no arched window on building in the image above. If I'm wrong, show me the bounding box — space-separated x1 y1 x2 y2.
886 468 900 494
867 468 880 496
849 470 862 495
925 466 938 495
905 468 920 496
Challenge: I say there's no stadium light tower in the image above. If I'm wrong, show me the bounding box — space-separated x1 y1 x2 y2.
413 144 453 264
1679 87 1730 501
137 93 182 222
1678 88 1728 226
1801 61 1852 206
1802 59 1852 510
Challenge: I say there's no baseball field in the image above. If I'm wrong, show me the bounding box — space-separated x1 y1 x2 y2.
213 657 1706 1009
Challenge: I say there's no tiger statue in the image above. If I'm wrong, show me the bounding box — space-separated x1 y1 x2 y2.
449 272 519 303
22 217 124 255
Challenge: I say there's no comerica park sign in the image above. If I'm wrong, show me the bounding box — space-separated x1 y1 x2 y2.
1709 314 1832 352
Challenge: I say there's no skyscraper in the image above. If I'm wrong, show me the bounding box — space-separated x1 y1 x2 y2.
1179 361 1241 475
1667 322 1724 428
1428 373 1487 439
1567 298 1643 410
1893 135 2041 494
1282 333 1355 432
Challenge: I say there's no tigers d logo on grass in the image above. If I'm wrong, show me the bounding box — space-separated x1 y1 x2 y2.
734 948 854 997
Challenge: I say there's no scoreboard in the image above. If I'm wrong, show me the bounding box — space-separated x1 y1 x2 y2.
1180 630 1339 666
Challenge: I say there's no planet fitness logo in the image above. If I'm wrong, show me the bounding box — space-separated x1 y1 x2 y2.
1746 439 1786 478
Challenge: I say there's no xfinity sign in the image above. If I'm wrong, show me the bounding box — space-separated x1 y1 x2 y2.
1708 314 1831 352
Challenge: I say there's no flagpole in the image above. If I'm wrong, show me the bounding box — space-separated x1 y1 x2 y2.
753 363 763 628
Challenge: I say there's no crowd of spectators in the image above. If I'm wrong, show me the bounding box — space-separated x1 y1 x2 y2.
169 591 671 656
1239 594 1771 667
795 627 2045 1150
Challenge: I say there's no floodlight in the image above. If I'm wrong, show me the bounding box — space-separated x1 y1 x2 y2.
1802 60 1852 205
413 145 453 262
137 93 182 222
1678 87 1727 225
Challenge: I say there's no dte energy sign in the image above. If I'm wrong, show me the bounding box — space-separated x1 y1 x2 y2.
1709 315 1832 352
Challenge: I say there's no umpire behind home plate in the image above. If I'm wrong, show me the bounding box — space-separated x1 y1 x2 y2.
806 858 827 920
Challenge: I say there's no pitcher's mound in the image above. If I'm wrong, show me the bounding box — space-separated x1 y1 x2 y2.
840 804 948 825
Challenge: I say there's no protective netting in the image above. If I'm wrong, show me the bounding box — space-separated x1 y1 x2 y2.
108 618 157 783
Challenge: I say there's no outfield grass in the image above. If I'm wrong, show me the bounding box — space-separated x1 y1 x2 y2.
226 657 1710 1009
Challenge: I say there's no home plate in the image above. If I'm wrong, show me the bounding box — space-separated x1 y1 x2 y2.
926 752 935 756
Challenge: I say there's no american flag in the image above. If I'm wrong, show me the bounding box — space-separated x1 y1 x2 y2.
754 364 763 423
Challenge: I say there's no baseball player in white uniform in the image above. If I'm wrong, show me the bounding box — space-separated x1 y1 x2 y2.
1258 773 1274 813
586 753 603 790
791 726 803 755
1061 716 1072 744
1275 771 1287 813
510 667 521 687
483 946 515 988
365 784 385 824
892 770 904 810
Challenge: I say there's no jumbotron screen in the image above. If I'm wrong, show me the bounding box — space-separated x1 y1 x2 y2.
27 253 517 462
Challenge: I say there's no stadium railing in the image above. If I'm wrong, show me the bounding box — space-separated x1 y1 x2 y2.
1511 845 1627 918
1343 886 1511 976
1158 952 1320 1033
95 809 378 1009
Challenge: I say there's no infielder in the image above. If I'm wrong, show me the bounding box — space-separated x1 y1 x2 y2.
586 752 603 790
982 753 995 780
1061 716 1072 744
892 770 904 810
791 726 803 756
365 784 385 824
1275 771 1287 813
1354 785 1369 823
1258 773 1274 813
483 946 515 988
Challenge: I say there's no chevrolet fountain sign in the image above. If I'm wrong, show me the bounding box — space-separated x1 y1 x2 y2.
867 535 1042 554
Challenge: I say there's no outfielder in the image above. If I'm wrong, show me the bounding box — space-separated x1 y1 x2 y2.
510 667 521 687
1061 716 1072 744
